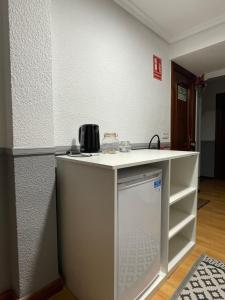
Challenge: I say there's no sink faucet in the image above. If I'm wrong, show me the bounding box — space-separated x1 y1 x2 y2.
148 134 161 149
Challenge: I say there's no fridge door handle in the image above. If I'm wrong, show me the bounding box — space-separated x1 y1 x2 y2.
118 178 156 191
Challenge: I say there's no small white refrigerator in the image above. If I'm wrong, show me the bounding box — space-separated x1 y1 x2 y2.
117 167 162 300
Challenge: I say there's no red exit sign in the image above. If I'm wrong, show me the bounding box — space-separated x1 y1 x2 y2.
153 55 162 81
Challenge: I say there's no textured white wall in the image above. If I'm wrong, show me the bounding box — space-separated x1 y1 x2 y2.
201 76 225 141
8 0 54 148
4 1 59 298
51 0 171 146
14 155 58 297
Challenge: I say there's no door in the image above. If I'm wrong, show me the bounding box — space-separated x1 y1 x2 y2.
215 93 225 179
171 62 196 150
117 176 161 300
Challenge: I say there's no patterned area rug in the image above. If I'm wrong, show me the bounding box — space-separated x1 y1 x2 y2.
171 255 225 300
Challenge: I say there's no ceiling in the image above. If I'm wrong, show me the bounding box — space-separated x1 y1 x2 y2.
115 0 225 76
174 41 225 76
115 0 225 43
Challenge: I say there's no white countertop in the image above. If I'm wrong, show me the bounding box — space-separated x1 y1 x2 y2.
57 149 198 169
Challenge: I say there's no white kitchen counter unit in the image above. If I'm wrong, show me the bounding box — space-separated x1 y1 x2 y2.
57 149 199 300
58 149 197 169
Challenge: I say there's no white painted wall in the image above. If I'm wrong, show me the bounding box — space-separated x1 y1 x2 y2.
51 0 171 147
8 0 54 148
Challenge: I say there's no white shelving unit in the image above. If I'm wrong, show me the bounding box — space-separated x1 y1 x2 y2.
57 150 199 300
168 155 198 273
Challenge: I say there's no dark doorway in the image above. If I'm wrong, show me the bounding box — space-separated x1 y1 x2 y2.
171 62 196 150
215 93 225 179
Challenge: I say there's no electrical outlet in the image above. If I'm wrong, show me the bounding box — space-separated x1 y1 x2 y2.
162 132 169 140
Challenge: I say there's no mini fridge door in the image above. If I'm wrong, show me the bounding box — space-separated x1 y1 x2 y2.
117 175 161 300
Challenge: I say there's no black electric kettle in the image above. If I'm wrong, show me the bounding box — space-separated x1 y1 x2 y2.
79 124 100 153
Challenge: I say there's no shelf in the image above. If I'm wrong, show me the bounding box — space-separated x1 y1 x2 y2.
168 236 195 272
169 219 195 272
170 185 196 205
169 209 195 239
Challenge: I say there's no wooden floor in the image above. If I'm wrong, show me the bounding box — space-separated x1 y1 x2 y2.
51 179 225 300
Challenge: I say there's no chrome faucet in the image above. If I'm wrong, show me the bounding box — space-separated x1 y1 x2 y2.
148 134 161 149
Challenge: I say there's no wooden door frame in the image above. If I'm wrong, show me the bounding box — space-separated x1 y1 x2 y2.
171 62 196 150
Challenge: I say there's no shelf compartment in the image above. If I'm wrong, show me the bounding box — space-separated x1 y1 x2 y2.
170 155 198 200
169 209 195 239
169 192 196 239
170 185 196 205
168 221 195 272
168 237 195 272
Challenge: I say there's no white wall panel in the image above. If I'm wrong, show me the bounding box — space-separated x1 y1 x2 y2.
52 0 171 147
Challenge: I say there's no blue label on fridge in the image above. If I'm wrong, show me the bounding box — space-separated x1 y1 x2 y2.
154 180 161 188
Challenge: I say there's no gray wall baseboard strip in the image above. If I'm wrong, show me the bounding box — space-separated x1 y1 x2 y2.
12 147 56 157
56 142 171 155
1 147 57 156
55 146 72 155
2 147 56 157
0 142 171 157
132 142 171 150
1 146 69 157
